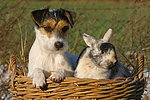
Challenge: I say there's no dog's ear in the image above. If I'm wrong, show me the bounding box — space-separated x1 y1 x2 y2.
103 28 112 42
61 8 76 28
31 8 49 27
82 33 96 47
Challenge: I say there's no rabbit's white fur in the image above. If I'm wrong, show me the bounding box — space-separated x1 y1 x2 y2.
75 29 131 79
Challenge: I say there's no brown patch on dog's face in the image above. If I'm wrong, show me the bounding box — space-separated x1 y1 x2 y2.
39 19 69 38
58 20 69 32
43 19 56 29
39 28 52 38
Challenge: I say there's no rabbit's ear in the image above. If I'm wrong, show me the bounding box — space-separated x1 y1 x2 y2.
103 29 112 42
83 33 96 47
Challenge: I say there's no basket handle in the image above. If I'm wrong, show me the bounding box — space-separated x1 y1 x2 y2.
132 55 144 79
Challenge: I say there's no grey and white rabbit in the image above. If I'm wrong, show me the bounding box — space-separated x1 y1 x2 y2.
75 29 131 79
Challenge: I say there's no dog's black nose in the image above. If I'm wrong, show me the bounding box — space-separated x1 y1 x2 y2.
55 41 63 49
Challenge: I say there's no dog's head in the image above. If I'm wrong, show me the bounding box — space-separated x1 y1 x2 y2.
31 8 76 52
81 29 117 69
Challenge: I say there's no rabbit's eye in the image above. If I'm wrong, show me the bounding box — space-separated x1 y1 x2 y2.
100 43 115 53
100 43 109 53
101 51 104 54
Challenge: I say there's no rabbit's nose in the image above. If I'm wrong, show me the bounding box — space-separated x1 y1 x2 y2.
108 61 117 69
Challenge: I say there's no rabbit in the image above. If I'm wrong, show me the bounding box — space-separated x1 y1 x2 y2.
75 29 131 79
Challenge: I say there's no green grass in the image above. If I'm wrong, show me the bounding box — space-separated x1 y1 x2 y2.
0 0 150 70
0 1 150 99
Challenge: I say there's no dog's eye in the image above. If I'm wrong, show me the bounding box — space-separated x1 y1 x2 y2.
62 26 69 32
44 26 52 32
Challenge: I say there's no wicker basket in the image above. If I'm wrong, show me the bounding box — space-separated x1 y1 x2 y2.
9 55 146 100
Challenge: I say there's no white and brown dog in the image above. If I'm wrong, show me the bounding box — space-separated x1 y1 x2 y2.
75 29 131 79
28 8 78 88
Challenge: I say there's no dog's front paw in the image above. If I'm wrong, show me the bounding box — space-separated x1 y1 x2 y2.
33 69 46 88
50 69 65 83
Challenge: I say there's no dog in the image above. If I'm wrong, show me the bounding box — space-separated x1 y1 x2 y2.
28 8 78 88
75 29 131 79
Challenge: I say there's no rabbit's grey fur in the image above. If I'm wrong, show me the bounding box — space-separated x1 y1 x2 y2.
75 29 131 79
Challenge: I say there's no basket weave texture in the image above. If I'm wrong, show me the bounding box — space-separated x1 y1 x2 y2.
9 55 146 100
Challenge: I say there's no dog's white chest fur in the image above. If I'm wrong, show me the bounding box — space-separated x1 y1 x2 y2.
28 37 72 76
29 51 70 77
27 28 76 88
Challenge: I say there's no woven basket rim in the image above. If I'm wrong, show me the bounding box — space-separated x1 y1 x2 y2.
9 54 146 99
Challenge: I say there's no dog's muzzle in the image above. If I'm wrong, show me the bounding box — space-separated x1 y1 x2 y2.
54 41 63 50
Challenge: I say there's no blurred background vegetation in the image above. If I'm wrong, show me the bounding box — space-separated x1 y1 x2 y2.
0 0 150 99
